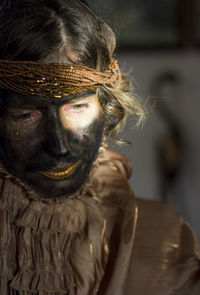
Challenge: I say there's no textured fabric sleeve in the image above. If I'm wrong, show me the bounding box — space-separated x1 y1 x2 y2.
123 198 200 295
173 221 200 294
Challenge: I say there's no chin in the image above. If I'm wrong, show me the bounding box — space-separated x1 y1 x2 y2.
23 172 86 199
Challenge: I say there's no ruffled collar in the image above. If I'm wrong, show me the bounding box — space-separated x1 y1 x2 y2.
0 165 96 233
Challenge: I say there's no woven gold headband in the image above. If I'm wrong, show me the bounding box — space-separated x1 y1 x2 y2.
0 58 121 98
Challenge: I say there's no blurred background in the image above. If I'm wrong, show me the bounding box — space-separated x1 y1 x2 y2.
87 0 200 239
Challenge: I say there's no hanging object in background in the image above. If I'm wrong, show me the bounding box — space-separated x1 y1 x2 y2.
151 72 183 205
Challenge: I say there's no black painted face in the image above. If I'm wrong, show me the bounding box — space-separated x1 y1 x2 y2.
0 90 105 199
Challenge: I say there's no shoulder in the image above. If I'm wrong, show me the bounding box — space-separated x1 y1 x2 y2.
96 148 132 179
135 197 199 251
93 149 134 210
136 197 185 232
124 197 200 294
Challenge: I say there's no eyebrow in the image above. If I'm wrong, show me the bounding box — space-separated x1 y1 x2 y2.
67 94 96 104
7 104 37 110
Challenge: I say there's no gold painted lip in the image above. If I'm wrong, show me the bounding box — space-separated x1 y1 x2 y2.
39 161 81 180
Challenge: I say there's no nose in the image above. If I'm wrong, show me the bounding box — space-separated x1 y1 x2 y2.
44 106 70 158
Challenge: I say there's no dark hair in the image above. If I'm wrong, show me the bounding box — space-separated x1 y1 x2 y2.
0 0 144 142
0 0 115 68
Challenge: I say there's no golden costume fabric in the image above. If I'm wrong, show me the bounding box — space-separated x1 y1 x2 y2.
0 149 199 294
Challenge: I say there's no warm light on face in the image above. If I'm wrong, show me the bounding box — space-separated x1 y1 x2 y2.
59 94 101 131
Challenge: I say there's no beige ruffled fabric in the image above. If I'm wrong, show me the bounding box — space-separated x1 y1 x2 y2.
0 148 137 295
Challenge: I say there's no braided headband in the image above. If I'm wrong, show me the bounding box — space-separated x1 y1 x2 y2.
0 58 121 98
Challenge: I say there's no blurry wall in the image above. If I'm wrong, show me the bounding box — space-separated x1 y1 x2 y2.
110 49 200 239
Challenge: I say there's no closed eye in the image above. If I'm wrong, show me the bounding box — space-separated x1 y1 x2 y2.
59 94 100 129
9 110 42 123
63 103 89 113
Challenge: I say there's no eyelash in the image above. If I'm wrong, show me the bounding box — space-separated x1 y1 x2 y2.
9 102 89 124
64 103 89 113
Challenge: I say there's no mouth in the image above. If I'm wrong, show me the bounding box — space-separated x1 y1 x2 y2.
38 161 81 180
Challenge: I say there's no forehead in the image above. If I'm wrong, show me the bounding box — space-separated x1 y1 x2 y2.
0 89 96 108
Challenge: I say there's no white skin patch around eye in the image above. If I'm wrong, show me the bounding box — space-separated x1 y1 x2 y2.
59 94 101 130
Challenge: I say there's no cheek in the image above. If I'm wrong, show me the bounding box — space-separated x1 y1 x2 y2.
66 115 105 160
79 117 105 152
0 118 41 158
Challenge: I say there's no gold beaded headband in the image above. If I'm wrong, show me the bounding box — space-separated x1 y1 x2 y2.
0 58 121 98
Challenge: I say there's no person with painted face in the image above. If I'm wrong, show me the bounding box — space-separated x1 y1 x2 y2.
0 1 199 294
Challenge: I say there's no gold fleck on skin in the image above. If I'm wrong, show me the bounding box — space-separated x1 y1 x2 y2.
39 161 81 180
